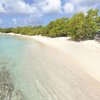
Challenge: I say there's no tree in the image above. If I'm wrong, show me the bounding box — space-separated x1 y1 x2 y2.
0 9 99 41
46 17 69 37
67 9 99 40
67 13 85 40
85 9 99 39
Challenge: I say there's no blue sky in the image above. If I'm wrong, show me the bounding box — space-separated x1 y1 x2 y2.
0 0 100 28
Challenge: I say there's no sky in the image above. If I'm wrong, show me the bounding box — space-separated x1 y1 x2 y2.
0 0 100 28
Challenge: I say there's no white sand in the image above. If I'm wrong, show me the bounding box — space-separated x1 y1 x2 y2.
1 33 100 81
32 36 100 81
1 33 100 99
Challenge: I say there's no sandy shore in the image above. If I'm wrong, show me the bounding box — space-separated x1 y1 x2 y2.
32 36 100 81
1 32 100 100
0 33 100 81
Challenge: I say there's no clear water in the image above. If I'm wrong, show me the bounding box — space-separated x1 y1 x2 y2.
0 34 99 100
0 34 64 100
0 35 41 100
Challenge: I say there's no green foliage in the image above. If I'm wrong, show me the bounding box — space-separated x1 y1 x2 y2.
12 26 43 35
67 9 99 40
0 28 13 33
45 17 68 37
0 9 100 41
66 13 85 40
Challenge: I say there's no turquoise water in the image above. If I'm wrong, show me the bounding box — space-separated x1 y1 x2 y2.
0 34 100 100
0 34 61 100
0 35 38 99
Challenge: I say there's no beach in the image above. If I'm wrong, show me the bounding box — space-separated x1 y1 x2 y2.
0 33 100 100
32 35 100 81
1 32 100 81
0 1 100 99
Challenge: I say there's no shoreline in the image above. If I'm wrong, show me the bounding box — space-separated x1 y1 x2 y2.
0 32 100 81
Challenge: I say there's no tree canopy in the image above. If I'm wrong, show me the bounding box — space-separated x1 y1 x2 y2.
0 9 100 41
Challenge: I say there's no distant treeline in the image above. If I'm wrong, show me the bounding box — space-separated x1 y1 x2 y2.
0 9 100 41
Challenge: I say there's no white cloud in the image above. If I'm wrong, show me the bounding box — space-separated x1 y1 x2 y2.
9 1 34 14
63 0 100 14
38 0 62 14
0 0 99 15
63 2 74 13
0 0 39 14
0 3 6 13
0 0 99 27
0 0 62 27
0 0 62 14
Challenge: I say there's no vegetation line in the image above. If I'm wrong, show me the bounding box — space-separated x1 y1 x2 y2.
0 9 100 41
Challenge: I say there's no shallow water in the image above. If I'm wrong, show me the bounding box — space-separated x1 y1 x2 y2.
0 34 100 100
0 35 37 99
